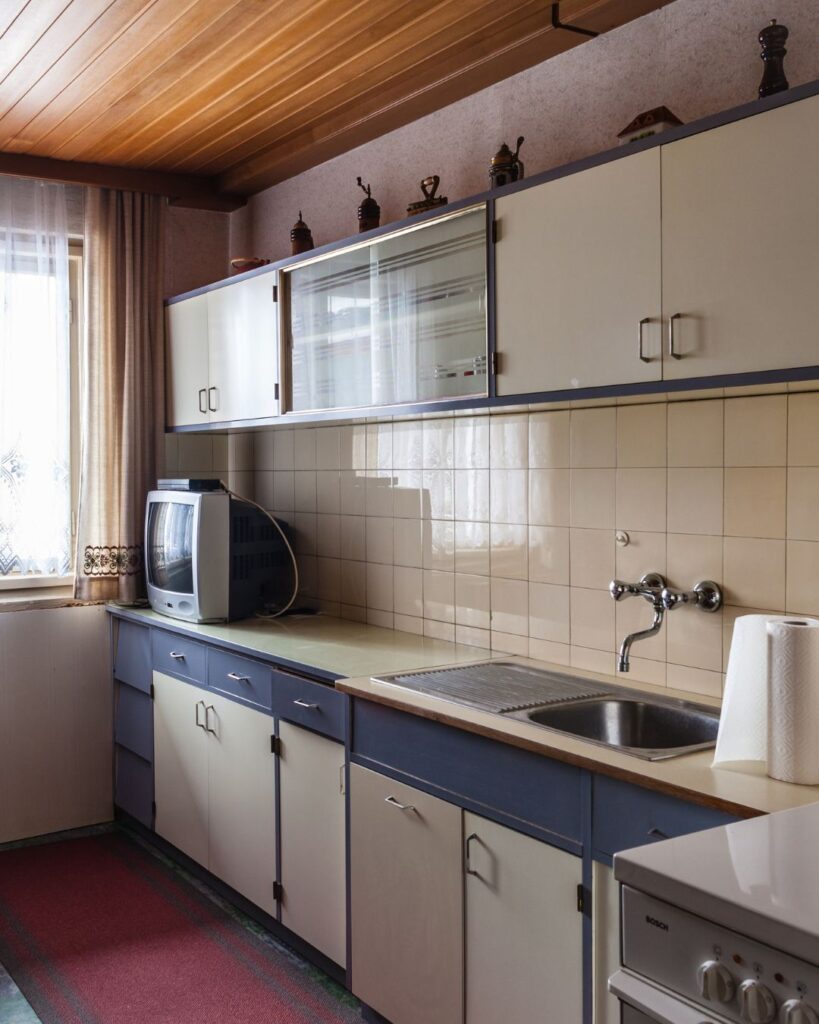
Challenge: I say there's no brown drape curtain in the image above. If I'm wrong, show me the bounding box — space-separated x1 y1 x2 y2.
74 188 165 602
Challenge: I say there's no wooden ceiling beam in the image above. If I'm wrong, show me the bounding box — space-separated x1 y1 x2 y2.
0 150 244 211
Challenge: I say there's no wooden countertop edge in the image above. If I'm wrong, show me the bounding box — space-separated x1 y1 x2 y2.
337 682 765 820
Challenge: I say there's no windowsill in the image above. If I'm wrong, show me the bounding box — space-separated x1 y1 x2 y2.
0 584 85 613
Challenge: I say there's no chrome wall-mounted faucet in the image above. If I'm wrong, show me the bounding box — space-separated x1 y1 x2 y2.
609 573 722 672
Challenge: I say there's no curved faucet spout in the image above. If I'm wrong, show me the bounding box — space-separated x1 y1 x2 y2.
617 605 664 673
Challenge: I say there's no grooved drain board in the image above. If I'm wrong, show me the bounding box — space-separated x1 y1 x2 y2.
372 662 613 714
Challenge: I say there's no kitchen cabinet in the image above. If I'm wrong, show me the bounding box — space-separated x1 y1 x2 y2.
278 721 346 966
350 764 464 1024
661 93 819 378
592 862 621 1024
282 205 488 414
165 272 279 427
465 811 583 1024
153 672 277 915
495 149 663 395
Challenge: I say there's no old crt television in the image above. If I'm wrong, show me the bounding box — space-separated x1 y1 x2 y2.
145 482 294 623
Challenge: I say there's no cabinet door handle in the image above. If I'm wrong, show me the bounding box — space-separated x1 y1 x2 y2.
204 704 217 735
668 312 683 359
169 651 186 660
198 388 207 414
208 386 219 412
384 795 416 813
465 832 480 876
637 317 651 363
293 698 318 710
227 672 250 683
195 700 206 730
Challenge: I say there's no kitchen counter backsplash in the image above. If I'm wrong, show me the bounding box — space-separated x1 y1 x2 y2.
166 388 819 701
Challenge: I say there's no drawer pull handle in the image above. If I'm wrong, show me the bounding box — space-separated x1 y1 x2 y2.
198 388 207 414
637 316 651 363
668 312 683 359
205 704 217 735
293 699 319 710
195 700 206 730
647 826 669 840
385 795 416 813
169 651 186 660
227 672 250 683
465 832 480 876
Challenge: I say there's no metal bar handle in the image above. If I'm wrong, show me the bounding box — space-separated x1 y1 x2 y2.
208 386 219 412
195 700 206 730
668 312 683 359
293 698 319 710
198 388 207 414
227 672 250 682
204 704 217 735
169 651 186 660
637 317 651 363
384 795 416 813
465 832 480 876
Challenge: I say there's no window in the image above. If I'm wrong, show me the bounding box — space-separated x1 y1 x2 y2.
0 180 80 590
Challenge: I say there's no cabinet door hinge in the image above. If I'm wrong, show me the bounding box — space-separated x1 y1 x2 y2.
271 735 281 755
274 382 280 402
272 284 278 302
577 883 588 914
490 351 501 375
150 682 155 700
491 219 499 244
273 881 283 901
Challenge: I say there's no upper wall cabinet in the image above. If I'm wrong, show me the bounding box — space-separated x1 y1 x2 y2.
166 273 279 428
494 149 663 396
281 205 488 414
661 93 819 378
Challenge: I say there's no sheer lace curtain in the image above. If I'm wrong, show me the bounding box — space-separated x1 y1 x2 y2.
0 177 71 578
74 188 165 602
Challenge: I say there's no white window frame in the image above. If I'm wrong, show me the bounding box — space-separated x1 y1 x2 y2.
0 243 82 593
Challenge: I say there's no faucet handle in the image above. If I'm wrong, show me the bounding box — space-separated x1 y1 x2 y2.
661 580 722 612
610 572 666 602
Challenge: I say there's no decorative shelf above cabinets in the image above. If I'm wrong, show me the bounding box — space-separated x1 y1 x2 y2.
280 204 490 416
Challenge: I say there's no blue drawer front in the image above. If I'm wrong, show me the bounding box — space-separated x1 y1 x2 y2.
208 649 273 711
115 746 153 829
273 671 345 741
151 629 207 685
114 620 152 693
353 700 584 846
115 682 154 762
593 775 739 863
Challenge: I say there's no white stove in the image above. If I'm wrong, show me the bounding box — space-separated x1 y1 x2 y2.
611 802 819 1024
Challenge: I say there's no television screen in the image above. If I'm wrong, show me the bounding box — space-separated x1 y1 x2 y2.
147 501 195 593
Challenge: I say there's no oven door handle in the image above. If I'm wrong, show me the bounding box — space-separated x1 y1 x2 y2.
609 970 720 1024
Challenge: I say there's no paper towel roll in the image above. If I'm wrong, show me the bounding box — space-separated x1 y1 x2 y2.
767 618 819 785
712 614 818 771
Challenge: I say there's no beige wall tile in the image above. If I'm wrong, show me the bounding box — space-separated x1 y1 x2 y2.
255 471 275 510
490 577 528 636
570 528 613 590
454 416 489 469
294 471 317 512
422 418 454 469
291 512 317 556
455 573 490 628
623 657 667 687
616 404 666 468
315 426 341 470
570 407 617 468
667 468 723 535
393 421 423 469
490 414 528 468
571 647 615 675
667 664 723 699
615 531 666 580
788 393 819 466
490 469 528 525
667 399 723 468
454 469 489 522
272 470 295 511
366 472 394 517
529 410 570 469
423 520 455 572
666 534 722 591
340 604 367 623
490 523 528 579
393 614 424 636
570 469 615 529
178 433 214 474
529 468 570 526
340 424 367 471
724 395 787 467
424 569 455 623
570 587 614 651
616 468 666 532
455 625 491 650
529 583 570 643
316 470 340 514
424 619 455 643
211 434 229 473
491 631 529 656
392 469 422 519
317 557 341 602
666 606 723 672
422 469 455 520
724 467 786 539
455 521 490 576
367 608 393 629
340 560 366 607
366 423 393 471
315 513 341 559
366 562 394 611
393 518 424 568
340 471 367 516
528 638 571 666
786 541 819 616
723 537 786 610
254 430 276 471
394 566 423 617
273 429 295 470
787 468 819 541
530 525 570 585
293 428 316 470
366 516 394 564
340 515 366 561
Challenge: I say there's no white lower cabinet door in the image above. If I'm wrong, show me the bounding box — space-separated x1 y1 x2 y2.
153 671 209 867
278 721 346 966
464 812 583 1024
205 692 277 916
350 764 464 1024
592 861 621 1024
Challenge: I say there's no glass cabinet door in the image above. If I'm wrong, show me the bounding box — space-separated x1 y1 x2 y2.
284 205 488 413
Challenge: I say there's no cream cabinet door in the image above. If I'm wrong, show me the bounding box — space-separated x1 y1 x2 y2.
207 273 279 423
278 722 346 966
205 692 277 916
153 671 209 867
464 812 583 1024
662 94 819 377
165 294 210 428
592 861 621 1024
350 764 463 1024
495 148 662 396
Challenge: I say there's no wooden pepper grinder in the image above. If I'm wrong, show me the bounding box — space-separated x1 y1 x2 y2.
356 177 381 232
290 211 314 255
759 19 789 98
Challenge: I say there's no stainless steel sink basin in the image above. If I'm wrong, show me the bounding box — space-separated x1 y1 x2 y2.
505 695 720 761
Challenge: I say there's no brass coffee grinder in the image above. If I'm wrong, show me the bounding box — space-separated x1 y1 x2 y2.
356 178 381 232
489 136 525 189
290 211 314 255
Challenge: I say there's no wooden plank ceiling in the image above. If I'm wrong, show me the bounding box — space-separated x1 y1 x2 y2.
0 0 670 210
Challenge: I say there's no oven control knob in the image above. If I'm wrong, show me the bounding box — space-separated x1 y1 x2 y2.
698 960 736 1003
780 1000 819 1024
739 979 777 1023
